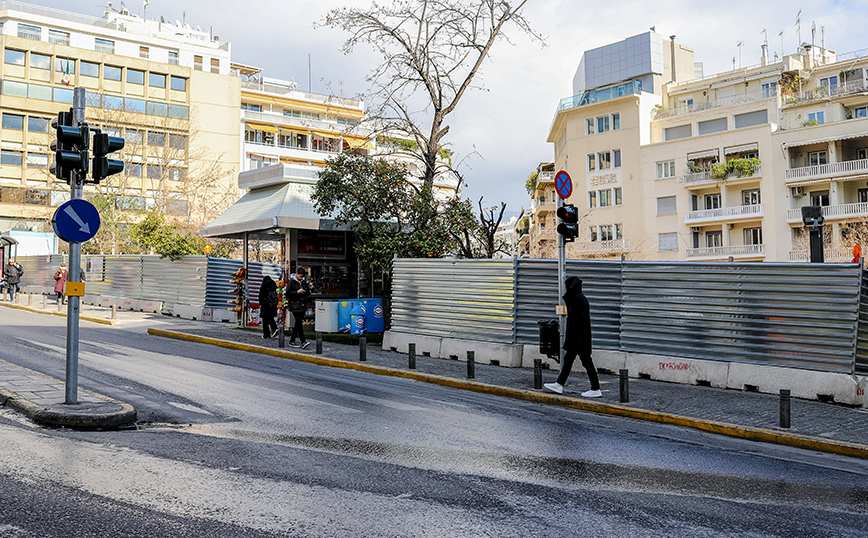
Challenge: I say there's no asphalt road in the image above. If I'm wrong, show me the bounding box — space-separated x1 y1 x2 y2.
0 309 867 537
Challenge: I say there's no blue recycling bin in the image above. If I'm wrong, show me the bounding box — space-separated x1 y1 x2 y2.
363 298 384 333
338 300 356 333
350 302 367 335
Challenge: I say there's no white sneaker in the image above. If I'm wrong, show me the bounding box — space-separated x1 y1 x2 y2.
581 389 602 398
543 382 563 394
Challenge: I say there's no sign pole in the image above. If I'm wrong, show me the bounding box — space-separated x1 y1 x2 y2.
554 170 572 360
65 87 86 405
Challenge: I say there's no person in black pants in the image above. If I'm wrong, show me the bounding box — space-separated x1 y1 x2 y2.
258 275 279 339
287 267 312 348
544 276 601 398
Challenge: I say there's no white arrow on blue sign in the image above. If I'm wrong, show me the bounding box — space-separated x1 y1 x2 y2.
52 199 100 243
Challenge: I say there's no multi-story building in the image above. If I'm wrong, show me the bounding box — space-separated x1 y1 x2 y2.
0 2 240 248
546 30 868 263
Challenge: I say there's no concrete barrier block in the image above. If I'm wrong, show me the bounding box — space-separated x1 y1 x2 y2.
520 345 560 369
211 309 235 323
118 297 135 311
133 299 163 313
171 304 205 320
857 376 867 408
439 338 522 367
97 296 117 308
727 362 860 405
625 353 729 388
382 331 442 358
82 294 99 306
593 350 628 375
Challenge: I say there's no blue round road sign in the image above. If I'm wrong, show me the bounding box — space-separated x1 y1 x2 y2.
52 199 100 243
555 170 572 199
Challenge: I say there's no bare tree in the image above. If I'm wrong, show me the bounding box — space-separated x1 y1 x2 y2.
324 0 543 186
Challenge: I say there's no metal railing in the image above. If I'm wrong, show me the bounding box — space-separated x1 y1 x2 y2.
785 158 868 182
538 171 555 182
686 203 763 223
94 43 115 54
686 244 764 258
575 239 630 253
787 202 868 222
241 80 362 109
788 248 854 262
784 80 867 105
16 28 40 40
654 90 772 120
683 165 762 187
48 35 69 46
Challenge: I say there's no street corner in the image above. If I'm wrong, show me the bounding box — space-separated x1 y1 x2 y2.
17 397 137 430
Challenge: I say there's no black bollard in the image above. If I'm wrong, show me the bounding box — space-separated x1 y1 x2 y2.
315 332 323 354
359 337 367 362
467 350 475 379
278 322 285 348
619 369 629 403
408 343 416 369
780 389 791 429
533 359 542 389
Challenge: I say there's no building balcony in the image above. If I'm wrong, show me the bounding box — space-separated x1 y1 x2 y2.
533 199 556 215
683 165 762 187
785 158 868 184
788 248 855 262
783 80 867 106
685 203 763 224
654 90 772 120
786 202 868 223
687 244 764 260
538 171 555 183
241 80 362 110
576 239 629 253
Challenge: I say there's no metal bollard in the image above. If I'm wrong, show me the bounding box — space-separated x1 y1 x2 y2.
27 294 31 306
359 337 367 362
278 322 285 348
466 350 475 379
42 295 46 310
533 359 542 389
315 332 323 354
408 343 416 369
780 389 791 429
619 369 630 403
111 305 117 320
57 298 63 312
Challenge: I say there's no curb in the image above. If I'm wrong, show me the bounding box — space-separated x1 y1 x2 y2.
0 359 136 429
0 300 115 325
147 328 868 460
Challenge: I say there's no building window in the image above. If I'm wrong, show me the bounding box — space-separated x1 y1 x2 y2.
168 51 179 65
859 188 868 203
95 38 114 54
820 76 838 91
706 231 723 248
211 58 220 73
612 113 620 130
4 49 25 65
139 46 149 59
614 187 622 205
588 191 597 208
147 165 161 179
705 194 721 210
127 69 144 85
17 23 40 40
586 118 594 135
810 190 830 207
2 113 24 130
761 82 777 98
147 132 165 146
589 227 597 242
242 102 261 112
742 189 761 205
599 189 612 207
26 153 48 168
597 115 609 133
170 76 187 91
859 148 868 160
30 52 50 70
615 223 623 239
149 73 166 88
807 111 825 125
27 117 49 132
1 149 23 166
104 65 122 81
193 56 203 71
169 134 187 149
744 227 762 245
599 224 613 241
125 163 143 177
80 61 99 77
598 151 611 169
49 29 70 46
808 151 828 166
658 232 678 251
587 153 595 171
657 196 677 215
656 160 675 179
613 149 621 168
125 129 143 144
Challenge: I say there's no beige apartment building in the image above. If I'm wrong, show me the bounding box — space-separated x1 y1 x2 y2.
543 30 868 263
0 2 240 244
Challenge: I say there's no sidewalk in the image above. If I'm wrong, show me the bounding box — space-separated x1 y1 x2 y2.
1 295 867 458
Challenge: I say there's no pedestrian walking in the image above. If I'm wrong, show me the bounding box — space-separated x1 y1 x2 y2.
287 267 312 349
544 276 602 398
54 264 68 304
4 258 23 302
258 275 279 339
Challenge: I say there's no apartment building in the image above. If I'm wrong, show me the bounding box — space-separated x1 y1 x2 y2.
545 30 868 263
0 2 240 241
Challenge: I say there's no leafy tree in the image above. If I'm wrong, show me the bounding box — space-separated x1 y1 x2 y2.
82 193 143 255
128 210 205 260
526 170 538 195
324 0 542 186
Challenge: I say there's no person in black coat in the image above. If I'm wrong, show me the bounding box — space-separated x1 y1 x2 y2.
544 276 601 397
287 267 312 349
258 275 279 339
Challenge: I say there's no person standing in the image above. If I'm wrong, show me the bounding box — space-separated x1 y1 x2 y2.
287 267 312 349
258 275 279 339
4 259 22 302
544 276 602 398
54 264 68 305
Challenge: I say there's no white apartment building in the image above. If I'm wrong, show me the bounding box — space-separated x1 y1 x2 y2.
546 30 868 263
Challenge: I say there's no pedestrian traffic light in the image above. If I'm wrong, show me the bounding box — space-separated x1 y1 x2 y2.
90 131 125 183
50 109 89 184
557 204 579 242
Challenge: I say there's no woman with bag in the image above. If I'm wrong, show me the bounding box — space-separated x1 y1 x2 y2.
54 265 68 305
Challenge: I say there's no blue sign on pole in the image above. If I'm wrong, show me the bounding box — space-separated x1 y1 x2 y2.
52 199 100 243
555 170 572 199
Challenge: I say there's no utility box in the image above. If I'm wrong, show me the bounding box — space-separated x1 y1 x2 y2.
315 300 339 333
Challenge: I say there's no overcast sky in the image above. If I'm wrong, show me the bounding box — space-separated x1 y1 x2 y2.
39 0 868 217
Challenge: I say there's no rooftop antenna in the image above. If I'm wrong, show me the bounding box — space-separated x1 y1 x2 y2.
732 56 736 70
795 10 801 48
737 40 744 68
821 25 825 51
779 30 784 59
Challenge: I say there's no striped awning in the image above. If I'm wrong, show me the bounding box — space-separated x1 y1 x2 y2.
247 122 279 133
781 132 868 149
687 149 719 160
725 142 758 154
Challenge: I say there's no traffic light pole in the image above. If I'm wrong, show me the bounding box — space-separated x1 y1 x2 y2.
65 87 86 405
557 196 566 359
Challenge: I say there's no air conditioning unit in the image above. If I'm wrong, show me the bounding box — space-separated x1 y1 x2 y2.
791 186 805 197
691 226 701 232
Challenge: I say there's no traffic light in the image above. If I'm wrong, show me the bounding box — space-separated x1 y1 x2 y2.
91 131 125 183
50 109 89 184
557 204 579 242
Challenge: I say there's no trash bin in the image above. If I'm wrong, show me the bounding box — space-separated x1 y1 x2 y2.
538 319 559 357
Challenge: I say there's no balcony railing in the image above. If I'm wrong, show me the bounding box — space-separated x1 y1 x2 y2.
243 109 351 135
48 35 69 46
95 43 115 54
533 200 555 214
783 80 866 105
687 244 764 258
241 80 362 109
654 90 771 120
788 248 854 262
683 165 762 187
685 203 763 223
538 171 555 183
576 239 630 253
785 158 868 182
786 202 868 222
17 28 40 40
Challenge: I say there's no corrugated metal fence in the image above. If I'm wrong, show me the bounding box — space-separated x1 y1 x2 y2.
391 258 867 375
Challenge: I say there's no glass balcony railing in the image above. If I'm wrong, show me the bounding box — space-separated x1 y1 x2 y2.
551 80 642 129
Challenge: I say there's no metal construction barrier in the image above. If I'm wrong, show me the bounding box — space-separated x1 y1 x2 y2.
390 258 867 375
